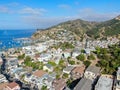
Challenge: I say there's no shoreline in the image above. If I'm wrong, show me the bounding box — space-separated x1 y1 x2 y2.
0 30 36 51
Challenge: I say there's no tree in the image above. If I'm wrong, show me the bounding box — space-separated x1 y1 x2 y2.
18 54 25 60
101 48 108 54
83 61 91 67
59 59 65 68
69 60 75 65
95 44 120 74
56 74 60 79
25 56 31 61
88 54 96 60
60 42 74 50
48 61 56 66
66 79 73 87
54 66 62 73
76 54 85 61
81 49 85 53
41 86 47 90
24 56 31 65
95 46 101 54
62 73 69 79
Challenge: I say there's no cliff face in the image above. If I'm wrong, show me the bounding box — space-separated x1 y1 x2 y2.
32 15 120 40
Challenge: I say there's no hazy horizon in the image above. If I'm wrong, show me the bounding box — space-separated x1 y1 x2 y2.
0 0 120 29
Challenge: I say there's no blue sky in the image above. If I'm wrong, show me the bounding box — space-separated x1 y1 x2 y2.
0 0 120 29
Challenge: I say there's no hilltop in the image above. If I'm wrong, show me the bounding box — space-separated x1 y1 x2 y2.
32 15 120 41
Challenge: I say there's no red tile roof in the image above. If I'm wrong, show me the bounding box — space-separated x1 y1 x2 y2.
33 70 46 77
53 79 66 90
7 82 19 89
72 66 85 74
0 83 8 90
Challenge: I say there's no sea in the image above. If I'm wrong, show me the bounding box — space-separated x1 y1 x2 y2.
0 30 36 51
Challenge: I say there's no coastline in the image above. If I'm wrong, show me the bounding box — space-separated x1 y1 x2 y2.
0 30 36 51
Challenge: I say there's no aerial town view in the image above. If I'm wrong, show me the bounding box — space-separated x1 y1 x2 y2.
0 0 120 90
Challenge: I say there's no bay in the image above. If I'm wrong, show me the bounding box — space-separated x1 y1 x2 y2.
0 29 36 50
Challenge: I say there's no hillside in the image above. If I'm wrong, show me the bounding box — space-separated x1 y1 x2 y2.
32 15 120 40
86 15 120 39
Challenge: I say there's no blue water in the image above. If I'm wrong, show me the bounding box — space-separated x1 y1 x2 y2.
0 30 36 50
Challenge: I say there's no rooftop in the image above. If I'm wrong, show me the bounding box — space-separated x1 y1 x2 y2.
95 75 113 90
117 67 120 80
0 74 6 79
74 78 93 90
6 57 18 61
0 57 2 62
63 66 74 72
45 64 53 68
33 70 47 77
0 83 8 90
72 66 85 74
53 78 66 90
7 82 19 89
86 66 100 74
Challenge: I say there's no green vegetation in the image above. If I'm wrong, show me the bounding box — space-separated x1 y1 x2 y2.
18 54 25 60
54 66 61 72
76 54 92 67
88 54 96 60
81 49 85 53
83 61 91 67
69 60 75 65
104 19 120 36
95 44 120 74
62 73 69 79
34 16 120 41
24 56 31 64
76 54 85 61
59 59 65 67
24 56 44 70
41 86 47 90
54 59 66 74
60 42 74 50
56 74 61 79
51 42 74 50
86 27 100 39
87 19 120 38
14 50 20 54
48 61 56 66
66 79 73 87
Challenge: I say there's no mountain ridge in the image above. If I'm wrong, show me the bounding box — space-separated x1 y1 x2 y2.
32 15 120 40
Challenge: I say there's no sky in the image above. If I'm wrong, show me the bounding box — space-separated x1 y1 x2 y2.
0 0 120 29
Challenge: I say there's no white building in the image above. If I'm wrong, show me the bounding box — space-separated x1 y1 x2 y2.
24 50 35 56
62 50 72 58
24 73 33 83
84 66 100 81
74 78 93 90
72 50 80 58
9 67 27 80
0 74 7 83
53 56 61 64
43 64 53 72
6 58 18 70
95 75 113 90
63 66 74 74
24 70 47 87
38 53 52 63
116 67 120 90
34 43 48 53
22 46 34 50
